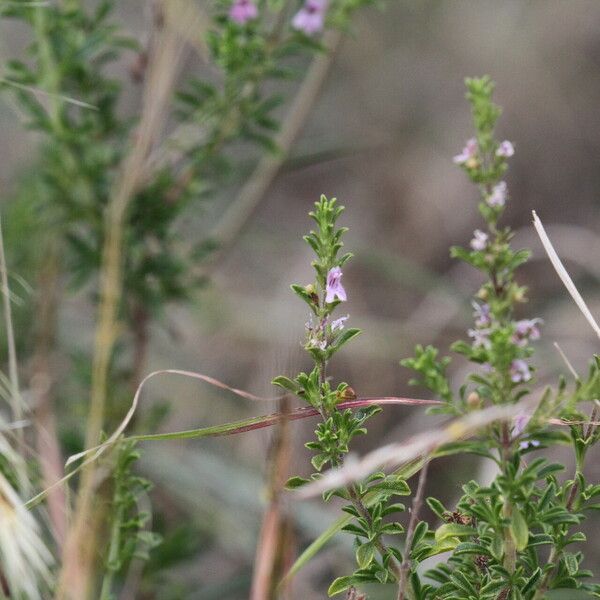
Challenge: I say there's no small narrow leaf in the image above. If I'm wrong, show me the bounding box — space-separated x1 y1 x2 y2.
356 543 375 569
510 508 529 551
327 576 354 597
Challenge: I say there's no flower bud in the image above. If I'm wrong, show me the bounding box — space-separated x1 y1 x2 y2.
337 386 356 401
305 283 319 304
477 288 489 301
467 391 482 410
513 287 526 303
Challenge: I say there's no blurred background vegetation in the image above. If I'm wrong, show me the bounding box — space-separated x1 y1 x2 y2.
2 1 600 598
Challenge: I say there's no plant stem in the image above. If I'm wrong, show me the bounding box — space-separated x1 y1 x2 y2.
31 240 67 547
500 422 517 573
397 459 430 600
250 397 292 600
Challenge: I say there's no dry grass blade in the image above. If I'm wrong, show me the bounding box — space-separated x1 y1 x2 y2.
0 78 98 110
297 401 533 498
533 210 600 340
66 368 279 468
0 466 52 600
0 216 29 495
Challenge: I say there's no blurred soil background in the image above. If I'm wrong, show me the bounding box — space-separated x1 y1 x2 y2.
3 1 600 597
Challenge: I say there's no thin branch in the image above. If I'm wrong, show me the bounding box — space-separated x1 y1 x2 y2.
250 397 292 600
397 459 430 600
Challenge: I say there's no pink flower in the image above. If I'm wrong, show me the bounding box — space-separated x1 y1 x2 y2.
510 359 532 383
513 318 543 347
519 439 541 450
472 302 491 327
325 267 347 303
331 315 349 332
292 0 328 35
468 328 492 350
470 229 488 251
229 0 258 24
487 181 507 208
512 412 531 437
453 138 478 165
496 140 514 158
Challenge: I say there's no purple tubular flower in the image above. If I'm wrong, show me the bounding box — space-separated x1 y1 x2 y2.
331 315 349 332
513 318 543 347
472 302 491 327
229 0 258 24
510 359 532 383
487 181 507 208
325 267 347 303
519 439 541 450
496 140 515 158
453 138 478 165
292 0 328 35
512 412 531 437
470 229 489 251
468 328 492 350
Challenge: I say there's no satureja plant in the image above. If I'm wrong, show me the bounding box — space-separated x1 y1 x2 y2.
277 77 600 599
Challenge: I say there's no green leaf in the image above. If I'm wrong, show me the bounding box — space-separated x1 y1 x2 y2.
434 523 477 543
285 476 309 490
454 542 492 556
521 567 541 594
426 497 447 519
291 284 318 313
311 453 330 471
411 521 428 550
330 327 361 354
327 576 354 596
563 552 578 576
509 508 529 551
369 478 411 496
271 376 300 394
356 543 375 569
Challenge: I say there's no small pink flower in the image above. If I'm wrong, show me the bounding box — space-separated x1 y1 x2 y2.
510 359 531 383
331 315 349 332
512 412 531 437
468 328 492 350
229 0 258 24
325 267 347 303
496 140 514 158
472 302 491 327
453 138 478 165
487 181 507 208
292 0 328 35
519 439 541 450
513 318 543 347
470 229 488 251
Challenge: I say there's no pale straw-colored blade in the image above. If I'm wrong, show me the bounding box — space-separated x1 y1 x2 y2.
533 210 600 340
